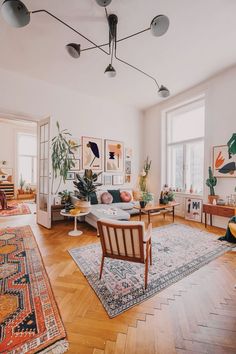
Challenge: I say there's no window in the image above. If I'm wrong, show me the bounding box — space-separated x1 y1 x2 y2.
18 133 37 185
166 99 205 194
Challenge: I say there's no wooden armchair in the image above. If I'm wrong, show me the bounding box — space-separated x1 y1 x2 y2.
97 218 152 289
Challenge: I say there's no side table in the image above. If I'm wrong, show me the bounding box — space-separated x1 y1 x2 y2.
60 210 89 236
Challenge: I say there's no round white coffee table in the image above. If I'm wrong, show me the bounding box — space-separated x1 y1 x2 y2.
60 209 88 236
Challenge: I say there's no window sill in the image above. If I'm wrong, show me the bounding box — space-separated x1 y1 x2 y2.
174 192 203 198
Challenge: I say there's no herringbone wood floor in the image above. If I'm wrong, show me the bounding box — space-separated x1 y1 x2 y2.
1 208 236 354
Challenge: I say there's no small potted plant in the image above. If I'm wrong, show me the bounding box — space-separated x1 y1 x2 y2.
58 190 73 212
139 191 153 208
206 166 218 204
73 169 102 212
18 174 25 194
160 189 175 204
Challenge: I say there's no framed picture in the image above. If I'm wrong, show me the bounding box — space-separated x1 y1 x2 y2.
213 145 236 177
82 136 103 170
125 175 131 183
112 174 124 185
0 167 13 182
70 159 80 171
125 147 132 160
103 175 112 185
96 172 103 184
66 172 75 180
185 198 202 222
125 160 131 174
105 139 124 172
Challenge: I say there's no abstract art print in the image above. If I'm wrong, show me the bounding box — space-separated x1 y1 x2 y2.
185 198 202 222
82 137 103 170
105 140 124 172
213 145 236 177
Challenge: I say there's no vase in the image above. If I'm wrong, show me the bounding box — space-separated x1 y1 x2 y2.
208 195 219 204
75 200 91 213
139 201 147 208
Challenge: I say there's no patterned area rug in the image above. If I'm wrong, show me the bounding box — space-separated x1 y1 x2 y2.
0 226 68 353
0 201 31 216
69 224 234 318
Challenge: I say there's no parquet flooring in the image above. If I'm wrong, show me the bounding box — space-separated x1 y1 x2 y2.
1 209 236 354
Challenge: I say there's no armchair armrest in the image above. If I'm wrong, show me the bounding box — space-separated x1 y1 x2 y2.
144 223 152 242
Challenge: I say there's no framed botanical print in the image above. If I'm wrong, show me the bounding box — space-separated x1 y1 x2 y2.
103 175 112 185
105 139 124 172
112 174 124 185
82 137 103 170
66 172 75 180
213 145 236 177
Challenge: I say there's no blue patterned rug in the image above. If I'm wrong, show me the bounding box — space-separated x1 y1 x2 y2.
69 224 233 318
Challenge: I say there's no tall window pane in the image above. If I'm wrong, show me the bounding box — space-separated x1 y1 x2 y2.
18 133 37 185
168 145 184 190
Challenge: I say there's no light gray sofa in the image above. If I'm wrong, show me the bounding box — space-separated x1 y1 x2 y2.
71 193 139 229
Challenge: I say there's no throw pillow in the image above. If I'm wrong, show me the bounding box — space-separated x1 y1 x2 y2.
120 189 134 201
90 192 98 205
108 189 121 203
120 191 132 203
96 190 107 204
101 192 113 204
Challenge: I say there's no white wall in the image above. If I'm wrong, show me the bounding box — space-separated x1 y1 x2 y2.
143 65 236 228
0 67 142 193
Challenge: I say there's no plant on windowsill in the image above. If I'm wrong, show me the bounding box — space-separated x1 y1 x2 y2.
206 166 218 204
73 169 102 212
18 174 25 195
139 191 153 208
159 186 175 205
51 121 79 194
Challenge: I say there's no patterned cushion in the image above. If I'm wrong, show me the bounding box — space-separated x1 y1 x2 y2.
101 192 113 204
120 191 132 202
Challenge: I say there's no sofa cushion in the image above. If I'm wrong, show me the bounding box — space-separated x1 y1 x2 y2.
108 189 121 203
90 192 98 205
120 188 134 201
101 192 113 204
112 202 135 210
120 191 132 202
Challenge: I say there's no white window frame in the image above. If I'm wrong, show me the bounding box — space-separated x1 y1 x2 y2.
17 132 37 185
165 98 205 195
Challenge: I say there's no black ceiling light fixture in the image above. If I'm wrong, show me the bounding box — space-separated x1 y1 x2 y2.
1 0 170 98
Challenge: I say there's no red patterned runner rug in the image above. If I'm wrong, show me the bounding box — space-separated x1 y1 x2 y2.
0 201 31 216
0 226 68 353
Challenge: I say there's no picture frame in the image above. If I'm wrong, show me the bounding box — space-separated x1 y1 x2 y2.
70 159 80 171
125 160 131 174
0 167 13 182
112 174 124 185
213 145 236 177
125 147 132 160
66 172 75 180
125 175 131 184
82 136 103 170
105 139 124 172
103 175 112 185
185 198 202 222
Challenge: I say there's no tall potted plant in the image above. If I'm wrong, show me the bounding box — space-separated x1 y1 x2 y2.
51 121 79 194
206 166 218 204
73 169 102 212
139 156 152 192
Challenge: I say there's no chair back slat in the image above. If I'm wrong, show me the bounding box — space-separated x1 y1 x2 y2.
97 220 145 263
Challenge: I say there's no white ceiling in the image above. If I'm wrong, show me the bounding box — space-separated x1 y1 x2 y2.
0 0 236 109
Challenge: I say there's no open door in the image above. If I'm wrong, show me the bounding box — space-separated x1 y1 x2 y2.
37 117 51 229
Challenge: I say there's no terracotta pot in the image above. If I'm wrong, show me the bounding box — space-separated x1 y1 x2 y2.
75 200 91 213
208 195 219 204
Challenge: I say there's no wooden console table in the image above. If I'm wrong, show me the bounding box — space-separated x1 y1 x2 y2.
203 203 236 227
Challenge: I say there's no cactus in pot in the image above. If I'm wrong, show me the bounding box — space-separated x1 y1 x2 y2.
206 166 218 204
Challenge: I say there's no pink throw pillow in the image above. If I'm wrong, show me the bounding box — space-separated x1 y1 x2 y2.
120 191 132 203
101 192 113 204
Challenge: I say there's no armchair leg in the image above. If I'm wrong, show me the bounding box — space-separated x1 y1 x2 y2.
99 255 105 279
145 253 149 290
150 242 152 266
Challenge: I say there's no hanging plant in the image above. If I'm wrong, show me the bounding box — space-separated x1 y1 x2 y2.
51 121 79 194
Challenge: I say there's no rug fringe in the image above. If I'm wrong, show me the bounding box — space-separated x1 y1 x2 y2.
39 339 69 354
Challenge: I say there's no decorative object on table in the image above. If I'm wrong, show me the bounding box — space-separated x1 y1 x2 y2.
0 225 68 353
206 166 219 204
82 136 103 170
105 139 124 172
103 174 112 185
112 174 124 185
125 147 133 160
159 186 175 204
66 171 75 180
51 121 79 194
213 145 236 177
139 191 153 208
185 198 203 222
219 216 236 243
73 169 102 212
139 156 151 192
69 223 234 318
216 198 226 206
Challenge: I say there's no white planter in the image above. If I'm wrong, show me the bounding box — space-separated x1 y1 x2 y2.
75 200 91 213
